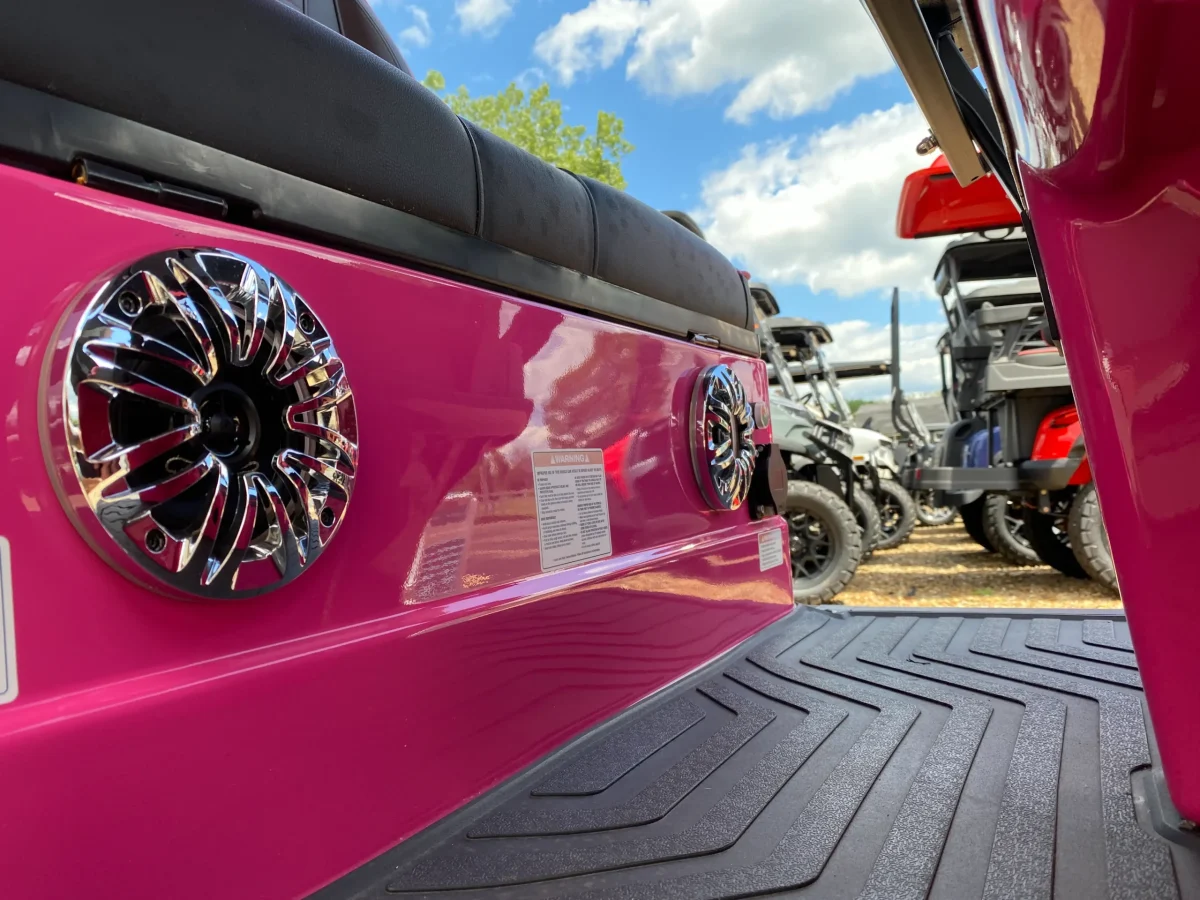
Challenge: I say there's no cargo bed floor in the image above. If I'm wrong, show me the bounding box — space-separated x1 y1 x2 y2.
318 609 1199 900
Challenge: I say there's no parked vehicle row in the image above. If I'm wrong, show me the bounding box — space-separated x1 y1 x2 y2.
4 1 1186 897
661 211 917 604
753 283 921 602
894 156 1118 594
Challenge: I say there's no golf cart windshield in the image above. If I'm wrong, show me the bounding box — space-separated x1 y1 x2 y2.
791 377 842 419
766 316 854 423
756 310 803 403
805 344 854 423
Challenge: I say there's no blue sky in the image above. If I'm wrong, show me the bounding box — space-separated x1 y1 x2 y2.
370 0 954 397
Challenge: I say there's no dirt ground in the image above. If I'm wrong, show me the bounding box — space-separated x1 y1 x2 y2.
838 523 1122 609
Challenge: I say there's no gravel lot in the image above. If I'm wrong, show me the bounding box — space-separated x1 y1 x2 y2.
838 523 1122 609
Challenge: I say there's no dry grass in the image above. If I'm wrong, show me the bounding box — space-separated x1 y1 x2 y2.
838 524 1122 609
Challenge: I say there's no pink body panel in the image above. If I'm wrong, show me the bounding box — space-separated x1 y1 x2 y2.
0 166 792 898
974 0 1200 818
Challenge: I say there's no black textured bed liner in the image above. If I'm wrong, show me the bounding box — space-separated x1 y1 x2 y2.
315 609 1200 900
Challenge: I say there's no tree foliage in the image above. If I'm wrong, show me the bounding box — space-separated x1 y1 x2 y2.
422 70 633 190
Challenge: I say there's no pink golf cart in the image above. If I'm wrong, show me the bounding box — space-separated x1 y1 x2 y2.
0 1 1193 898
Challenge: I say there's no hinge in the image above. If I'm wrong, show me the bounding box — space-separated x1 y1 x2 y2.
689 332 720 349
72 158 229 219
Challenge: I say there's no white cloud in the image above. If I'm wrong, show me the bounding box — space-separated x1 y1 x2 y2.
534 0 893 122
514 67 547 92
821 319 946 399
698 103 947 297
456 0 514 35
398 5 432 47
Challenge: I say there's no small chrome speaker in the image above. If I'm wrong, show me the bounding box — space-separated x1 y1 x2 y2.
689 364 756 511
43 249 358 599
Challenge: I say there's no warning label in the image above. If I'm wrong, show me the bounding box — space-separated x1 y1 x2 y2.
758 528 785 572
532 450 613 572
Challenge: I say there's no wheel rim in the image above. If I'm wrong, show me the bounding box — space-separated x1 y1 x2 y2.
1047 497 1072 547
918 491 952 520
879 495 902 536
1003 499 1032 549
789 510 835 579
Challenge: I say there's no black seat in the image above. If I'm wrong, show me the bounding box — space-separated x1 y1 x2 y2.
0 0 752 332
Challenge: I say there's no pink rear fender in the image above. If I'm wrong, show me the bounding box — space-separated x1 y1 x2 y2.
0 165 792 900
973 0 1200 820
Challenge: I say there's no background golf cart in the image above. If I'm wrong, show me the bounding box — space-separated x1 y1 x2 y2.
896 157 1116 592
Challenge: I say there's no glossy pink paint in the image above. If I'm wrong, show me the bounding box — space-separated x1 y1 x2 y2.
973 0 1200 819
0 166 792 899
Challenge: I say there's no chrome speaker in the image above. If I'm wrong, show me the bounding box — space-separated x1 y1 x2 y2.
689 364 756 511
43 249 358 599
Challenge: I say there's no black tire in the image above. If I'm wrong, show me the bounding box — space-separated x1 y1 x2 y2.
915 490 956 526
1068 483 1119 594
1023 492 1088 578
959 496 995 552
851 488 882 560
981 494 1041 566
875 481 918 550
786 481 864 605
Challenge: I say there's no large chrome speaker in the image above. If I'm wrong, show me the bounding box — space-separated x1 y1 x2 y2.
42 249 358 599
689 364 756 511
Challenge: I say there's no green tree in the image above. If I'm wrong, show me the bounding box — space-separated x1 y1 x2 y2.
422 70 634 190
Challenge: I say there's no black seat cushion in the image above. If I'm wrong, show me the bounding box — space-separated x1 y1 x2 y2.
463 120 595 275
581 177 752 330
0 0 477 233
0 0 752 332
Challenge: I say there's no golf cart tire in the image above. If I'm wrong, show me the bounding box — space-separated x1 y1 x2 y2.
852 489 882 560
874 481 918 550
915 490 957 526
982 493 1041 566
1069 483 1119 594
1024 503 1089 579
786 481 863 606
959 496 996 552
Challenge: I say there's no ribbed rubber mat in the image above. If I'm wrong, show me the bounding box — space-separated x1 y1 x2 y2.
314 609 1200 900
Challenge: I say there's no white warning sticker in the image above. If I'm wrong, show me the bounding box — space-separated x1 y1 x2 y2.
758 528 785 572
0 537 16 705
533 450 613 572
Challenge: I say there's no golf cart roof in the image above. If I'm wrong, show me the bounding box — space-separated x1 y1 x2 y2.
766 359 893 382
825 360 893 379
768 316 833 346
749 282 780 317
934 234 1036 293
897 154 1021 239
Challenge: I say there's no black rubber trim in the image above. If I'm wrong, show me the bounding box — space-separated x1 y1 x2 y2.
310 608 1197 900
457 114 486 238
737 272 754 331
566 168 602 277
0 80 759 356
1022 209 1062 343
